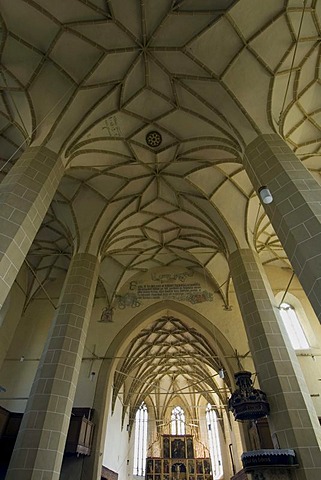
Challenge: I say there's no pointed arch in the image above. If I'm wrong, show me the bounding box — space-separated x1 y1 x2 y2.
206 403 223 479
89 301 241 480
133 402 148 476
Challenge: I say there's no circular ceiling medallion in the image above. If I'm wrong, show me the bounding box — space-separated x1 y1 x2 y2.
146 130 162 148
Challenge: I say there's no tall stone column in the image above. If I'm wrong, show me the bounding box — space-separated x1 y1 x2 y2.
229 249 321 480
6 253 100 480
0 146 63 310
244 133 321 323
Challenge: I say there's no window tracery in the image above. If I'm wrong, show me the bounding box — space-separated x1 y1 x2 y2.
171 406 185 435
133 402 148 476
206 404 223 479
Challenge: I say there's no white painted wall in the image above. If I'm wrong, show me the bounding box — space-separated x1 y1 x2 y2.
103 394 131 480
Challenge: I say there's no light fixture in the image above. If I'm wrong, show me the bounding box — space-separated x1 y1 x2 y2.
258 186 273 204
20 356 25 362
90 371 96 381
0 385 6 392
219 368 225 379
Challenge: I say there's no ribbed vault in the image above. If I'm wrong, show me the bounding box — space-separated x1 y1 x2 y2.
112 315 231 430
0 1 321 327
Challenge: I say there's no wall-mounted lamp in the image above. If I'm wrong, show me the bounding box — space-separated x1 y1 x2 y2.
0 385 6 393
20 356 25 362
258 186 273 204
219 368 225 379
90 371 96 382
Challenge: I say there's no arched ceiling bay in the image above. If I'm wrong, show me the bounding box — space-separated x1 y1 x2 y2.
0 0 321 302
112 315 231 429
15 200 73 312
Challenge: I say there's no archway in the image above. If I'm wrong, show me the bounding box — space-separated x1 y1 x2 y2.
83 301 245 480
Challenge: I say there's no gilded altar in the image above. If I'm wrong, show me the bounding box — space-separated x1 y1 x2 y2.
145 435 213 480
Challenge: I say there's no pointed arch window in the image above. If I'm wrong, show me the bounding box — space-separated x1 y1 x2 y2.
171 406 185 435
133 402 148 476
206 404 223 479
279 302 309 350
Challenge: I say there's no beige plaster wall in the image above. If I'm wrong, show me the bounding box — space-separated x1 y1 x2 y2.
74 267 251 407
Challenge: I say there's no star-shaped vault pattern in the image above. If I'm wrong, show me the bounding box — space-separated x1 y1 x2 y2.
1 0 321 414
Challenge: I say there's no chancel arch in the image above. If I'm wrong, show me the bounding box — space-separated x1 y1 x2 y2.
87 300 244 480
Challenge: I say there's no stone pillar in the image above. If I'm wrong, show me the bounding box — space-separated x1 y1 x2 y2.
229 249 321 480
244 133 321 323
6 253 100 480
0 146 63 311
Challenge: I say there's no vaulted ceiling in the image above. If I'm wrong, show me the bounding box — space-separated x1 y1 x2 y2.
1 0 321 411
112 315 231 430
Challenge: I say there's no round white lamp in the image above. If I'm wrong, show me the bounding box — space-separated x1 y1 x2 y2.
258 186 273 204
